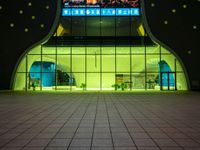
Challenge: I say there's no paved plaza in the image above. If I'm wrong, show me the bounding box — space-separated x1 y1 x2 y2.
0 92 200 150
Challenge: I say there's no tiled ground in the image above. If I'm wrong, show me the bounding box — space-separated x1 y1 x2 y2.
0 92 200 150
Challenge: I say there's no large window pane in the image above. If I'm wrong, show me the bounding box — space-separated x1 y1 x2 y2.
17 57 26 73
57 55 71 88
57 55 71 73
116 55 130 72
102 55 115 72
161 47 184 72
87 73 100 90
132 73 145 89
132 55 145 72
146 55 160 73
161 54 176 72
115 73 131 90
87 54 100 72
72 55 85 72
14 73 26 90
41 73 55 89
102 73 115 90
146 73 159 90
176 73 188 90
41 55 56 73
28 72 41 91
73 73 86 91
27 55 41 72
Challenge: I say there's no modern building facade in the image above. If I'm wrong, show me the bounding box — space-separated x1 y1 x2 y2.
1 0 199 91
13 0 188 91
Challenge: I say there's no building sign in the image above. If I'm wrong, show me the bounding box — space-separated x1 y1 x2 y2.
62 0 140 16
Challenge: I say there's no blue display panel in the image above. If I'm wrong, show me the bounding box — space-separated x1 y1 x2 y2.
62 8 140 16
62 0 140 16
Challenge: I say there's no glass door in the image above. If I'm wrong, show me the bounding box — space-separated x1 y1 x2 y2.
161 72 177 91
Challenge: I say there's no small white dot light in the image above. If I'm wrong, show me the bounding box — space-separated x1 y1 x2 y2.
19 10 23 14
31 16 36 20
40 24 44 28
172 9 176 13
193 25 197 29
10 23 14 28
183 4 187 8
28 2 32 6
151 3 155 7
46 5 50 10
188 50 192 54
164 20 168 25
0 5 2 10
24 28 29 32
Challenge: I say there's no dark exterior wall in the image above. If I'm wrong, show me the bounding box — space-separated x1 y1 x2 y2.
0 0 199 90
142 0 200 90
0 0 61 90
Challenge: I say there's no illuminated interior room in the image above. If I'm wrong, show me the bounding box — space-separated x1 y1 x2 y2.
13 0 188 91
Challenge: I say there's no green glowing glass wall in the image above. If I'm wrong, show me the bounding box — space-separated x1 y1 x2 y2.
14 45 188 91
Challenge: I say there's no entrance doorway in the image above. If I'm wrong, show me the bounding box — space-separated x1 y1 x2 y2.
159 60 176 91
160 72 176 91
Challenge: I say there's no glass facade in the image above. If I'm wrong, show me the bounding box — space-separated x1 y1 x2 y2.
14 45 187 91
13 15 188 91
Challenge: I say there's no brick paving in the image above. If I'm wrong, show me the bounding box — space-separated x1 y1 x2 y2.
0 92 200 150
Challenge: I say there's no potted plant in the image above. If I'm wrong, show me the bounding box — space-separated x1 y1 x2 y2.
112 83 120 91
80 83 86 91
120 83 127 91
31 79 39 91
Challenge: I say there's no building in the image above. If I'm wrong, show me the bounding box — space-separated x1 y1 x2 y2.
0 0 199 91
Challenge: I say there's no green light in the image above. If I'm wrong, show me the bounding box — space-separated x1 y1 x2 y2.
14 46 188 91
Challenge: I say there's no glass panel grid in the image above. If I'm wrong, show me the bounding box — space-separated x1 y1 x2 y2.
14 15 187 91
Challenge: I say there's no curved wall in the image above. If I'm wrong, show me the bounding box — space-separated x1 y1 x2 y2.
141 0 200 90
